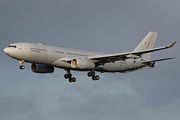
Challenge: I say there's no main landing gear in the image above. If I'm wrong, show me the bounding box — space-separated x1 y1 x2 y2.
64 70 100 82
64 70 76 83
19 60 25 69
87 71 100 81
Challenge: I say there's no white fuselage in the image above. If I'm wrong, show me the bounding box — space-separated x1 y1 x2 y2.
3 32 176 82
4 42 148 73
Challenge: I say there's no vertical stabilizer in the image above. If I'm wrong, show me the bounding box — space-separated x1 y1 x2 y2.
134 31 158 60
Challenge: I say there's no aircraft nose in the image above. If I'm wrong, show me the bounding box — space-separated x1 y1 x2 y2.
4 47 16 58
4 48 8 54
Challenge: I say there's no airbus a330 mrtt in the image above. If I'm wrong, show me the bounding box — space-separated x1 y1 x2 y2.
4 32 176 82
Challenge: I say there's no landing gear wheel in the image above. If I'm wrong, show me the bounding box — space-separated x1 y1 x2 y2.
88 71 95 77
92 76 96 81
72 77 76 82
64 74 72 79
91 72 95 76
64 74 69 79
89 71 100 81
19 65 25 69
69 78 73 82
64 70 76 83
92 75 100 81
95 75 100 80
69 77 76 82
87 72 92 77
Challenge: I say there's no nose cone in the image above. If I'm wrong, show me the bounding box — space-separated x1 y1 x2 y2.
4 48 8 54
4 47 17 58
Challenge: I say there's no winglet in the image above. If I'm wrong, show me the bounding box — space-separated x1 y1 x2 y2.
168 41 177 48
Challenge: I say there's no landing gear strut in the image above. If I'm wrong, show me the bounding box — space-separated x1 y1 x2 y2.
64 70 76 82
19 60 25 69
87 71 100 81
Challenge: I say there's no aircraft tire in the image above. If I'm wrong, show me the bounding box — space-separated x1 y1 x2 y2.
19 65 25 69
69 78 73 82
72 77 76 82
95 75 100 80
64 74 69 79
87 72 92 77
91 72 95 76
92 76 96 81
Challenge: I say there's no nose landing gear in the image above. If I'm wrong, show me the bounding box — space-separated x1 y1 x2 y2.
19 60 25 69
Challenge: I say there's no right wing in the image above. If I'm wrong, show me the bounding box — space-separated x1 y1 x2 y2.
88 41 177 63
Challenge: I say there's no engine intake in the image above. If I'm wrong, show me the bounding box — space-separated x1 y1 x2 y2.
31 63 54 73
71 59 95 69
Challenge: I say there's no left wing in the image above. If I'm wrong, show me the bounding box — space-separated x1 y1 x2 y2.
88 41 176 63
140 57 175 64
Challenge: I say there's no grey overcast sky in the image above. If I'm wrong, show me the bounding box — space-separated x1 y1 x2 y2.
0 0 180 120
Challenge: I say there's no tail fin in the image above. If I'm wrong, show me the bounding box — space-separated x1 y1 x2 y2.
133 31 158 60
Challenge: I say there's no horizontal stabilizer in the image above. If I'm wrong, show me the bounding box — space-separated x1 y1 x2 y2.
140 57 175 64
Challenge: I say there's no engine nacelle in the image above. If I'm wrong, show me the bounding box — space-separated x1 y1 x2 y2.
71 59 95 69
31 63 54 73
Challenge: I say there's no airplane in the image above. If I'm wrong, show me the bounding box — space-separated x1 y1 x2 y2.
4 31 176 82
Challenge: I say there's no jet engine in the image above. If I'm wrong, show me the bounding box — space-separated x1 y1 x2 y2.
31 63 54 73
71 59 95 69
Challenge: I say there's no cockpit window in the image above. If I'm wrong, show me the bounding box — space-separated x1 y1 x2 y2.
8 45 17 48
